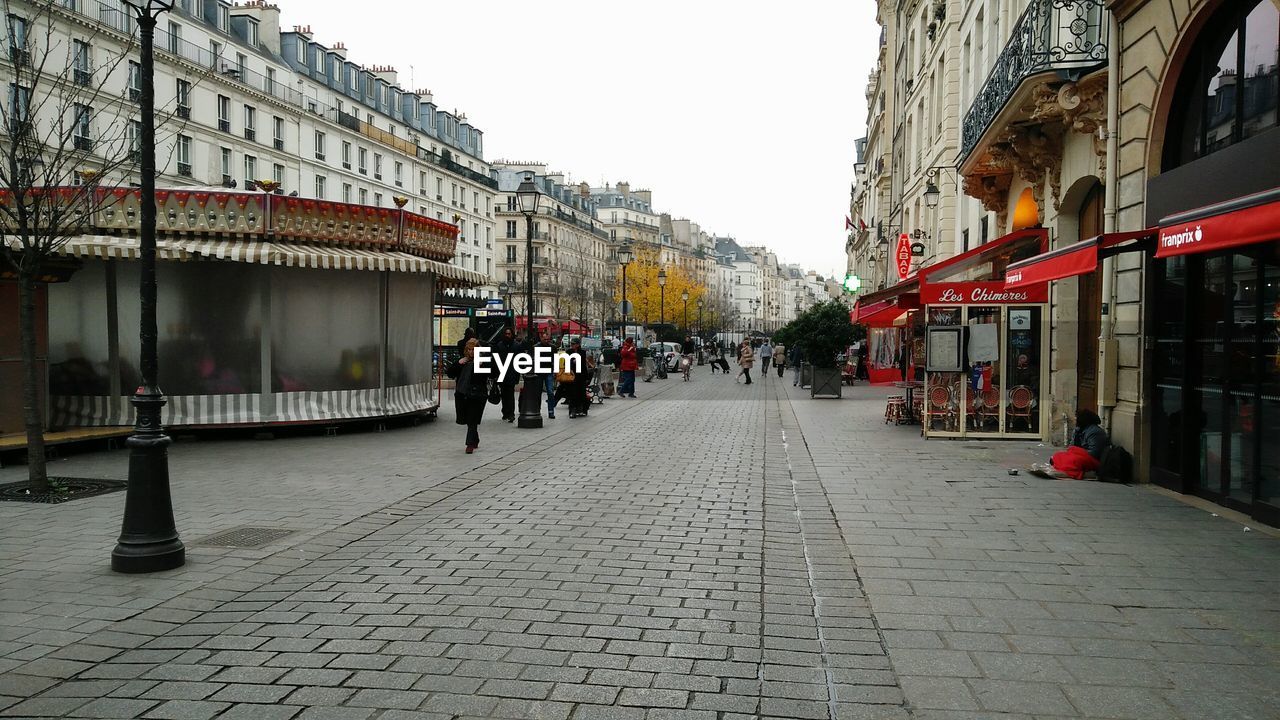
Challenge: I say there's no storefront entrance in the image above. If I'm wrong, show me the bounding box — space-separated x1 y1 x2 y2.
1149 242 1280 525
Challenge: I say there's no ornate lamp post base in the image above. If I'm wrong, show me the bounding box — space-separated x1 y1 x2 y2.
111 391 184 573
517 373 543 428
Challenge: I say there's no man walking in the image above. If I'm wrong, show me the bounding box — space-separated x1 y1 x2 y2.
494 327 519 422
758 340 773 376
618 337 638 398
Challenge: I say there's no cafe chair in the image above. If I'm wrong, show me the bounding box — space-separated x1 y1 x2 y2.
975 387 1001 429
884 396 907 425
1008 385 1035 431
926 384 956 431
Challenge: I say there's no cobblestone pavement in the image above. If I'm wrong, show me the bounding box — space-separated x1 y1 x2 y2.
0 371 1277 719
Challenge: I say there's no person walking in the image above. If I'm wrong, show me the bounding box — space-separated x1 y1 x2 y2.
790 344 803 386
758 340 773 376
618 337 638 398
534 332 558 419
737 341 755 384
773 341 786 378
562 338 592 418
494 327 519 422
446 338 490 454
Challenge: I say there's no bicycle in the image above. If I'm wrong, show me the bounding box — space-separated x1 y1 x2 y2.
680 354 693 381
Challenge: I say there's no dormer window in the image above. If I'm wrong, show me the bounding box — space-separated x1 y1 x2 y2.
245 18 258 46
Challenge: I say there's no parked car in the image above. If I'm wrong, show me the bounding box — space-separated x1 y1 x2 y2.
648 342 683 372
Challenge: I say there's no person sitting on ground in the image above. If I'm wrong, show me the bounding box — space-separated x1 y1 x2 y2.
1031 409 1110 479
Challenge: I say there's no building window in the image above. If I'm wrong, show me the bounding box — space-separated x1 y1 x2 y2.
244 154 256 186
7 14 28 63
220 147 231 184
72 40 91 84
235 52 246 75
127 119 141 160
313 130 325 160
342 183 352 203
72 103 92 150
394 161 403 187
166 21 180 54
272 116 284 150
506 245 517 262
127 61 141 100
175 78 190 118
374 192 382 206
473 191 479 211
357 147 367 175
373 153 382 180
436 178 443 198
243 105 256 141
359 188 368 204
314 175 326 198
176 134 192 177
246 18 259 46
216 95 230 132
208 40 220 68
341 141 351 169
216 2 229 32
1163 0 1280 169
273 163 284 185
506 220 517 238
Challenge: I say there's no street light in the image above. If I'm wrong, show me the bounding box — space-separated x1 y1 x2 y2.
113 0 182 574
618 245 634 334
924 178 941 209
681 289 689 331
657 269 667 336
515 173 542 429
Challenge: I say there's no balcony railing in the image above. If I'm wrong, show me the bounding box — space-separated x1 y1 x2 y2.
0 187 460 262
959 0 1107 159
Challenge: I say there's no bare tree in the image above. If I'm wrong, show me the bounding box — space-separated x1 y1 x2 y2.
0 0 140 489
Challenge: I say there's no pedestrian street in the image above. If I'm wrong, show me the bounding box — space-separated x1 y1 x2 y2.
0 376 1276 719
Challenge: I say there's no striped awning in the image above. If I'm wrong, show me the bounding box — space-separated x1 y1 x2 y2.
8 235 488 287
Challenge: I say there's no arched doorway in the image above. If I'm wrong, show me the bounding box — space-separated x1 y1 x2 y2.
1076 183 1104 413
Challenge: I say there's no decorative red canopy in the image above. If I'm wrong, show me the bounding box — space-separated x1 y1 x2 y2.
1005 229 1155 289
1156 188 1279 258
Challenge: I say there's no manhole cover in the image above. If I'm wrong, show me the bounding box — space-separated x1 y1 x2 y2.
0 477 126 504
195 527 296 548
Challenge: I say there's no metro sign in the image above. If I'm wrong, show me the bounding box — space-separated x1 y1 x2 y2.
895 233 912 280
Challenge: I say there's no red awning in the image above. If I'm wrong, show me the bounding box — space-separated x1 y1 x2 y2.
852 297 916 326
1005 229 1156 288
920 228 1048 284
1156 188 1280 258
854 276 920 308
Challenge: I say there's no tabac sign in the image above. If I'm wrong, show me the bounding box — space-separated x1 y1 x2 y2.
895 233 912 280
921 281 1049 305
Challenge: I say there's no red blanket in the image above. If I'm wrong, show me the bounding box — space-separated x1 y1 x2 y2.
1051 445 1101 480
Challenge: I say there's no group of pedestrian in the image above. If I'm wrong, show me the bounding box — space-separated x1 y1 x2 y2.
446 327 605 454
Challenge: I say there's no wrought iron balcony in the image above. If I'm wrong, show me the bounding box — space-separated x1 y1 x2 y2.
959 0 1107 160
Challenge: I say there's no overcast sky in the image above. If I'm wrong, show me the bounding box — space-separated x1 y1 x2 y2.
280 1 880 278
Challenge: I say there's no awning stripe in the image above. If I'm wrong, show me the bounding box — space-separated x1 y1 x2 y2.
21 235 487 286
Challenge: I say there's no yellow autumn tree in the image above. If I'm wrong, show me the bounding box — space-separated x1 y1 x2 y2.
614 244 708 331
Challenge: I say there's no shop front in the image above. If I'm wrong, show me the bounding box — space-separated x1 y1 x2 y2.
1136 0 1280 523
851 279 920 384
920 229 1051 439
1146 190 1280 525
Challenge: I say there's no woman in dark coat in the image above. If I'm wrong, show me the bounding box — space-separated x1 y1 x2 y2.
446 339 490 453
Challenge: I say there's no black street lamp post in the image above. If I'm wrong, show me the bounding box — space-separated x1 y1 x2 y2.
515 174 543 429
695 296 704 365
657 269 666 330
113 0 182 574
618 245 633 335
681 289 689 331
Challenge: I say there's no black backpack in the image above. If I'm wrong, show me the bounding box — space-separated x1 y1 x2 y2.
1098 445 1132 483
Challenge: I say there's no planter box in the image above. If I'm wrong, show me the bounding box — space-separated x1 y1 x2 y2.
810 366 843 398
800 363 814 388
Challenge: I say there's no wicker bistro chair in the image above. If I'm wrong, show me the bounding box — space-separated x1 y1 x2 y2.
884 396 907 425
975 387 1001 429
1007 385 1035 431
926 384 957 431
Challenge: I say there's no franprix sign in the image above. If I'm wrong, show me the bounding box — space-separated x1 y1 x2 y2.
895 233 912 280
921 281 1048 305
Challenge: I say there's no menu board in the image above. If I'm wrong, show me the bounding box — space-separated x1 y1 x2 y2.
926 327 963 372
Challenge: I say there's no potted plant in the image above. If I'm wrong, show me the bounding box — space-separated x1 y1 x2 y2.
792 301 857 398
